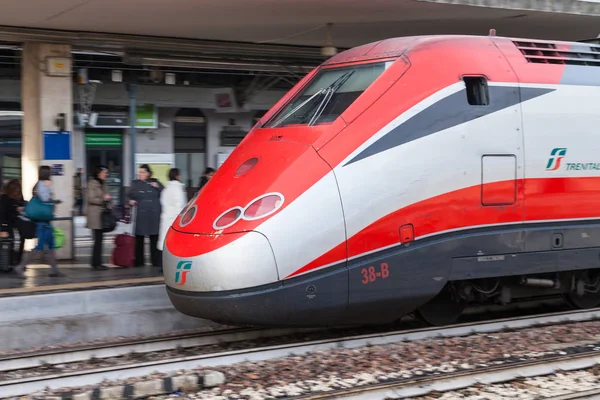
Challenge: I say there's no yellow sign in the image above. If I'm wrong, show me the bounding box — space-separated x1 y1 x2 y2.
46 57 71 77
138 163 171 187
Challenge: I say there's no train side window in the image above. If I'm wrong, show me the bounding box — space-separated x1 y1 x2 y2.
463 76 489 106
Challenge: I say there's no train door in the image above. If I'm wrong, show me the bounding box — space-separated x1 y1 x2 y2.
466 75 525 233
444 75 527 285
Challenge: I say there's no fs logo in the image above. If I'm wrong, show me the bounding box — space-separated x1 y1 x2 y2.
174 260 192 286
546 148 567 171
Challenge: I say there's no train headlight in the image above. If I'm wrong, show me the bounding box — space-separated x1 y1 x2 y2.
213 207 243 230
179 205 198 227
211 193 285 230
243 193 284 220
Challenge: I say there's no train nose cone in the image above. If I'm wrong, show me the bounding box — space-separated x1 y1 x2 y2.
163 229 279 292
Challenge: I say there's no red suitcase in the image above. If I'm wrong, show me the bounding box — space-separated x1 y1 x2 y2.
111 206 136 268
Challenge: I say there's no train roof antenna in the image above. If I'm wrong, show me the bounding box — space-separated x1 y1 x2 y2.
489 29 496 36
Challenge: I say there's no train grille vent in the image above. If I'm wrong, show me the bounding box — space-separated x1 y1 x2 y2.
513 40 600 66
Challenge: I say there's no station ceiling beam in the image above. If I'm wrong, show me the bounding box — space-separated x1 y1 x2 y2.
0 26 329 65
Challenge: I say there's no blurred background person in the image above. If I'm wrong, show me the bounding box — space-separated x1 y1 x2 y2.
197 167 215 193
157 168 186 272
0 179 25 270
128 164 163 267
86 165 111 270
73 167 84 216
14 166 64 278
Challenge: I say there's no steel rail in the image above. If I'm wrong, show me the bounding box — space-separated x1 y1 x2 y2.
296 352 600 400
546 389 600 400
0 326 312 372
2 308 600 398
0 297 569 371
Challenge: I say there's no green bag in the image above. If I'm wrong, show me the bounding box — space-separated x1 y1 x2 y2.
53 226 65 249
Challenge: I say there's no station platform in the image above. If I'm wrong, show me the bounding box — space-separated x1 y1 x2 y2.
0 218 164 297
0 217 222 352
0 263 164 297
0 268 215 352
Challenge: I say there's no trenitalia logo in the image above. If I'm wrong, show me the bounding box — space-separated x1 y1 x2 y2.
546 148 600 171
546 148 567 171
174 260 192 286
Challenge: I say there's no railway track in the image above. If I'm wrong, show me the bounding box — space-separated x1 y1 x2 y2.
0 297 566 373
0 326 311 372
299 351 600 399
3 307 600 398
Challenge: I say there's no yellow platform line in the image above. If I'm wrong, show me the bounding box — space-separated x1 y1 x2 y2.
0 276 164 295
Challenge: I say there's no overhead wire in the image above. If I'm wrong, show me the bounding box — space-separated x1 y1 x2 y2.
256 24 326 44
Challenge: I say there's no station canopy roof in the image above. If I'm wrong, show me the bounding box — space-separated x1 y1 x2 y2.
1 0 600 86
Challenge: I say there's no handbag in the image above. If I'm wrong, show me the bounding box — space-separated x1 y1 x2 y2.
53 226 65 249
24 197 54 222
16 215 37 239
102 207 118 233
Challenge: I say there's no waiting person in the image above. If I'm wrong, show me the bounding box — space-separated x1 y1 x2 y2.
128 164 163 267
86 165 111 270
73 168 84 216
0 179 26 268
14 166 64 278
157 168 186 272
197 167 215 192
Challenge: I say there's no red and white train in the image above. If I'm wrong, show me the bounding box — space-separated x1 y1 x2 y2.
163 34 600 327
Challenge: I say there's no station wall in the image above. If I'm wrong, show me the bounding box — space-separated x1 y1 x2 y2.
0 79 286 195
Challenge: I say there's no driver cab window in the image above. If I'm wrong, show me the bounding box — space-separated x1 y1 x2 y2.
265 61 393 128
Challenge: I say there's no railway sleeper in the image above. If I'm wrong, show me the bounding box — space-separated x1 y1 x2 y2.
415 269 600 326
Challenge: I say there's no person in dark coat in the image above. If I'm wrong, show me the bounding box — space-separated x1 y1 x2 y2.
128 164 163 267
0 179 25 268
197 167 215 193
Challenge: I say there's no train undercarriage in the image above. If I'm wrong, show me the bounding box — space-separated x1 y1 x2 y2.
415 269 600 326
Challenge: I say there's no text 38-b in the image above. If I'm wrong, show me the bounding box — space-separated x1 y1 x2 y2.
361 263 389 284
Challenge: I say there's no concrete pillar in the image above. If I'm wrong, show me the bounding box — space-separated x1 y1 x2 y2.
21 43 74 260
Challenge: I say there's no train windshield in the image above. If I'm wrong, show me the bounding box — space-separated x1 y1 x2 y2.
265 61 392 128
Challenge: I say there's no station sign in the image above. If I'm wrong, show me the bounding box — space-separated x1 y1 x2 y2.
43 130 71 161
75 104 158 129
85 133 122 147
46 57 71 77
51 164 64 176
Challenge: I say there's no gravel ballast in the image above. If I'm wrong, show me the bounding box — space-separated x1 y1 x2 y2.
0 326 234 357
15 319 600 400
410 367 600 399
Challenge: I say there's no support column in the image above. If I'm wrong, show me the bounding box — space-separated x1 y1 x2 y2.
21 43 74 260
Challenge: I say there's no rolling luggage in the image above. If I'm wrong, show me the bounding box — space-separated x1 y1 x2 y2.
0 237 12 272
110 205 136 268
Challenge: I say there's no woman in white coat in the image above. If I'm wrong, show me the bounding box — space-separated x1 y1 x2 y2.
157 168 186 272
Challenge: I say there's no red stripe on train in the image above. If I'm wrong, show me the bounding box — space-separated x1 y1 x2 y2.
286 176 600 278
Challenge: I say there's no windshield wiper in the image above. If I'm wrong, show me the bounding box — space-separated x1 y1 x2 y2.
271 70 355 128
308 70 355 126
271 87 327 128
